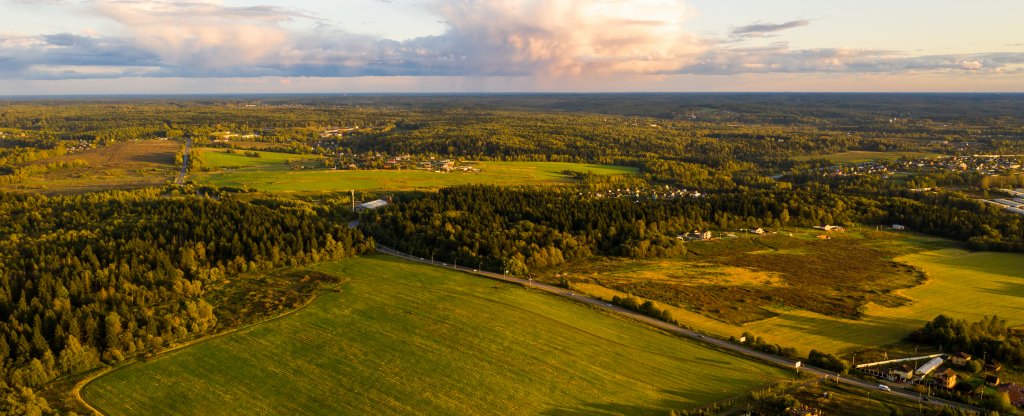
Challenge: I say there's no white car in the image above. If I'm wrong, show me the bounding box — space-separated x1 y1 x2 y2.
878 384 891 392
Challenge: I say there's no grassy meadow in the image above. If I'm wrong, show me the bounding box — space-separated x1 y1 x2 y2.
793 150 941 164
82 256 787 416
196 148 637 192
561 232 1024 355
1 140 179 193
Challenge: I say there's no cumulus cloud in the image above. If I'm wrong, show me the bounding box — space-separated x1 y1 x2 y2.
0 32 160 78
422 0 705 75
87 0 308 69
0 0 705 79
0 0 1021 81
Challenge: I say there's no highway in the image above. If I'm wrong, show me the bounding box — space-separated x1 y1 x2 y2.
175 136 192 185
375 245 983 414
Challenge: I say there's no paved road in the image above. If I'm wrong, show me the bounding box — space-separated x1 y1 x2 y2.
375 245 982 414
175 136 192 185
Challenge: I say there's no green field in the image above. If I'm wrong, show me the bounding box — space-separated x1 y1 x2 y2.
82 256 787 415
793 151 942 164
567 234 1024 355
196 149 637 192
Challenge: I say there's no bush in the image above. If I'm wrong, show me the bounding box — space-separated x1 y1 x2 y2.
611 295 679 325
807 349 852 374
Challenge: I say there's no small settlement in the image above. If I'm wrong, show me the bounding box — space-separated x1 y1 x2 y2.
856 351 1019 407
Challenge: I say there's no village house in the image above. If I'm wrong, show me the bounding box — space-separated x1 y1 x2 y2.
998 383 1024 407
684 230 712 241
934 368 958 389
987 360 1003 372
950 352 972 366
785 405 823 416
987 375 1001 386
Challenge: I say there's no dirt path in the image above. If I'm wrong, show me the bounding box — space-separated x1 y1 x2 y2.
175 136 191 185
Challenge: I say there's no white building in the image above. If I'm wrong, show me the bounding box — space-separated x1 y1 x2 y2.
356 199 388 212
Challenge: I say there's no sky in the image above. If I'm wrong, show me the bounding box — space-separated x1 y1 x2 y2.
0 0 1022 94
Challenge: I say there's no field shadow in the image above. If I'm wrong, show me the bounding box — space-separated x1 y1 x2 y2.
543 402 681 416
767 313 928 346
978 281 1024 299
915 252 1021 277
541 390 698 416
127 152 176 165
541 376 769 416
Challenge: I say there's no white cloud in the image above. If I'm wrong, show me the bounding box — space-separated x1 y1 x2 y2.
87 0 304 69
0 0 1021 82
425 0 705 75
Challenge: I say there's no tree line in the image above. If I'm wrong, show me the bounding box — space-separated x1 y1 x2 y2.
910 315 1024 365
366 184 1024 279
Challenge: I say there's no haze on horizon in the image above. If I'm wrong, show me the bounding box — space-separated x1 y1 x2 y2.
0 0 1022 95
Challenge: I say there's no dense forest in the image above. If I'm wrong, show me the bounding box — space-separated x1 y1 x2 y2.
0 188 371 412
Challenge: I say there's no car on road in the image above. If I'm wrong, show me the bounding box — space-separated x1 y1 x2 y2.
878 384 891 391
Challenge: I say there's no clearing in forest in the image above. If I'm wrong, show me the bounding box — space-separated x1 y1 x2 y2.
195 148 637 192
1 140 179 193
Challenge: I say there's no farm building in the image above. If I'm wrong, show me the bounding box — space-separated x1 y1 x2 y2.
916 357 944 377
356 199 388 212
994 199 1024 208
813 225 845 232
683 230 713 241
951 352 972 366
855 354 949 382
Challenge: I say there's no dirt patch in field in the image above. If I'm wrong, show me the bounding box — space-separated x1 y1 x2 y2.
4 140 180 193
48 140 179 167
553 233 924 325
205 269 343 328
